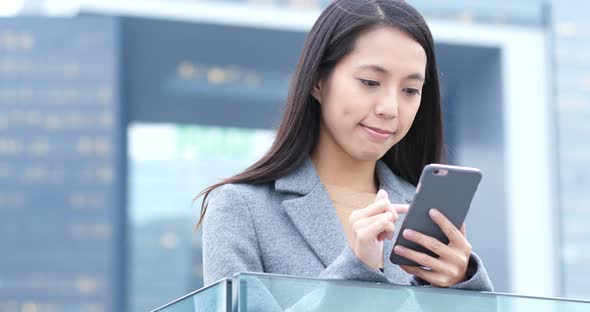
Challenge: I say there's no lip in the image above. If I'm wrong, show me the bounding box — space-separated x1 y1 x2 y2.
360 124 394 140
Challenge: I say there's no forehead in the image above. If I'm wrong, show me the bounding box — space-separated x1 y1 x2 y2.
341 26 427 74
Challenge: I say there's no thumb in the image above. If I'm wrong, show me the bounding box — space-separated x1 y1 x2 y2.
375 189 388 201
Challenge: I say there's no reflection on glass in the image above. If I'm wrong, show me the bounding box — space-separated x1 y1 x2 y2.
234 273 590 312
152 279 230 312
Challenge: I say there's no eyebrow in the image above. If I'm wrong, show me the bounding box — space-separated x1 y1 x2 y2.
358 64 425 82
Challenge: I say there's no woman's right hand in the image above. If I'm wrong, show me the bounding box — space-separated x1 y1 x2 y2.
347 189 409 270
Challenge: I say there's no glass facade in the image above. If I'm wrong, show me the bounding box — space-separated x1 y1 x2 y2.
0 16 125 312
552 0 590 299
127 124 274 311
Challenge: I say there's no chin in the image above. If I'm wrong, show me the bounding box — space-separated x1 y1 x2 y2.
353 148 388 162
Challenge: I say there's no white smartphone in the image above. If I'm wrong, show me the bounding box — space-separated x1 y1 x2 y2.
390 164 482 266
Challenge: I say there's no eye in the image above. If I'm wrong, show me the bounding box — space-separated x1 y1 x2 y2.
403 88 421 96
359 79 380 87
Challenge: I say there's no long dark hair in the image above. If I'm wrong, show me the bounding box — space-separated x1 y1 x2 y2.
195 0 444 228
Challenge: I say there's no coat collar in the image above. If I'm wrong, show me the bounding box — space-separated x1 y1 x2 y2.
275 157 415 202
275 157 416 268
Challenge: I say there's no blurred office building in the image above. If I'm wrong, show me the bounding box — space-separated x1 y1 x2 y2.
1 0 589 311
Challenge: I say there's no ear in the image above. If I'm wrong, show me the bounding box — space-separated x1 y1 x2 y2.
310 79 323 103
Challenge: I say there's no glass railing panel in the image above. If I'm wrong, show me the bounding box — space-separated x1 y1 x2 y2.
151 278 231 312
233 272 590 312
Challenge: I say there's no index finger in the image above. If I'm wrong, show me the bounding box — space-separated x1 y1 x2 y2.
350 199 394 220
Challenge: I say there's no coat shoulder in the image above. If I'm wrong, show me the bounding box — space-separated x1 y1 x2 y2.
207 182 275 213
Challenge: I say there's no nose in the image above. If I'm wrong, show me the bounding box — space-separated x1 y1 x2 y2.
375 92 398 119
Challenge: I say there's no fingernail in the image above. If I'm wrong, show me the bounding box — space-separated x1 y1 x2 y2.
429 209 440 218
394 246 406 254
403 229 414 238
376 190 388 203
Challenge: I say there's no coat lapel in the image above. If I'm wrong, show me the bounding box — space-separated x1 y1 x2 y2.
275 157 417 269
275 158 346 268
375 160 416 205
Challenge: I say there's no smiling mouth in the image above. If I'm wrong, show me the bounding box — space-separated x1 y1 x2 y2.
360 124 394 135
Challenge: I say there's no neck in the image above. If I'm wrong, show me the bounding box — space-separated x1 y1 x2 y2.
311 133 378 194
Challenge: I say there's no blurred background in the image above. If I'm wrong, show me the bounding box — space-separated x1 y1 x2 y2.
0 0 589 311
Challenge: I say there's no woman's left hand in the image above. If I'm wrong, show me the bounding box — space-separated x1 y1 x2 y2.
393 208 471 287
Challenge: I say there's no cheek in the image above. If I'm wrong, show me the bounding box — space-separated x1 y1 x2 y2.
324 106 354 136
341 107 352 118
401 102 421 128
410 102 421 120
321 77 367 128
324 96 357 125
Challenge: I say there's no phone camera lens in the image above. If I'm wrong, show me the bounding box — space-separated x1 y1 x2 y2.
433 169 439 175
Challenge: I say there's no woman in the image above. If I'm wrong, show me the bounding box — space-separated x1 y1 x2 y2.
198 0 493 292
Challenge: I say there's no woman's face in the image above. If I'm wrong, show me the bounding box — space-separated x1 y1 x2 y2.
312 26 427 162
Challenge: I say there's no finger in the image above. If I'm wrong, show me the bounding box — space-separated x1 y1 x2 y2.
460 223 467 237
393 204 409 215
400 266 455 288
350 199 395 220
400 265 438 284
375 189 388 201
353 211 395 231
359 215 396 242
429 209 466 246
401 229 454 259
377 227 395 241
377 230 393 241
393 245 447 273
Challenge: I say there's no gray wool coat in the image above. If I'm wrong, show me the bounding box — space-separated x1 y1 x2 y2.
202 157 493 293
